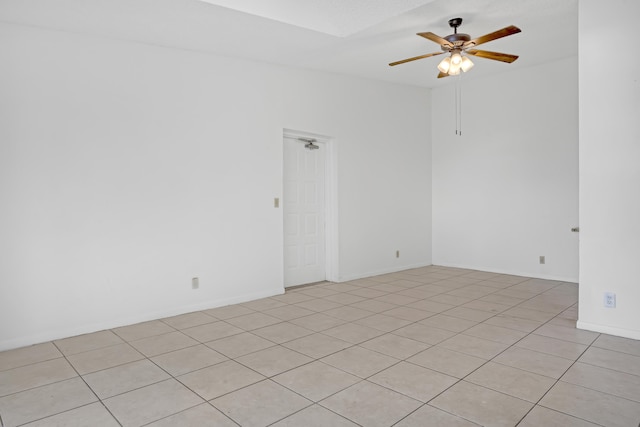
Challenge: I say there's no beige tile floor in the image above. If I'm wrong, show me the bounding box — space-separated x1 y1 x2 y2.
1 266 640 426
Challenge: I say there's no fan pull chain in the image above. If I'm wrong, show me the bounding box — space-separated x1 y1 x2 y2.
454 76 462 136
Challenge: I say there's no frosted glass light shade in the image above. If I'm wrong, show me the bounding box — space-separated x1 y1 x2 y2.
448 61 461 75
450 52 462 66
437 56 451 73
460 56 474 72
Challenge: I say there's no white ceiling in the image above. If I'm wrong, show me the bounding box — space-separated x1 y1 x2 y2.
0 0 578 88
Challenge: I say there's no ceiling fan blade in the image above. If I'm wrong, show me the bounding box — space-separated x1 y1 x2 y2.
418 32 453 48
437 71 449 79
464 25 521 48
389 51 444 67
466 49 519 63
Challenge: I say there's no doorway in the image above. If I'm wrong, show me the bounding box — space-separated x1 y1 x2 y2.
283 130 337 287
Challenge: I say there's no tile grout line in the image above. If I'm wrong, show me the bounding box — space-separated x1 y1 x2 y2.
5 268 638 426
54 340 125 427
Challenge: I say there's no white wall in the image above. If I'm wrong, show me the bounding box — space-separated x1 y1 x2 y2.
0 23 431 350
577 0 640 340
432 57 579 282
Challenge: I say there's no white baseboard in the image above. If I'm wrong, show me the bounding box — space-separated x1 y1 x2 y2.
433 261 578 283
577 320 640 341
0 287 284 352
337 262 432 282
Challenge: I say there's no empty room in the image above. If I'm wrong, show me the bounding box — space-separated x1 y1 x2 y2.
1 0 639 426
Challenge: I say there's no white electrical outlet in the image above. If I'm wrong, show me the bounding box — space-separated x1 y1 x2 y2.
539 256 545 264
396 250 400 258
192 277 199 290
603 292 616 308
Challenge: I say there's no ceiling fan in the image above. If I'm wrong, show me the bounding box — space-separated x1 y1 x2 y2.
389 18 521 78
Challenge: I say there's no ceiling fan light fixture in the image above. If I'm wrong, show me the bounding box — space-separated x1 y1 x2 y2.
437 56 451 73
460 55 474 72
450 51 462 66
448 65 461 76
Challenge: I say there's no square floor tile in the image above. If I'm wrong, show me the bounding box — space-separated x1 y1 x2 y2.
0 378 97 427
407 346 485 378
428 293 473 306
359 333 430 360
21 402 120 427
181 321 244 342
321 346 398 378
151 344 227 376
225 313 283 330
145 403 237 427
518 405 600 427
465 361 556 403
373 294 418 306
395 404 481 427
320 380 422 427
393 324 456 345
160 312 216 330
369 361 457 402
321 323 385 344
205 332 275 358
262 305 315 321
347 288 388 299
578 346 640 376
178 360 264 400
479 294 526 306
0 343 61 372
294 298 343 312
241 298 287 311
382 306 434 322
591 334 640 357
272 361 360 401
288 313 346 332
439 334 510 360
501 307 556 323
0 358 77 397
251 322 313 344
67 343 144 375
442 307 495 322
323 306 375 322
349 300 397 314
203 304 255 320
462 323 527 345
271 404 358 426
533 324 599 346
236 345 312 377
419 314 478 333
212 380 311 427
54 331 123 356
282 333 351 359
129 331 198 357
112 320 175 342
493 347 573 379
355 313 412 332
83 359 170 399
430 381 533 427
483 315 543 333
540 381 640 427
561 361 640 403
322 293 367 305
104 379 203 427
515 334 587 360
461 300 511 314
298 287 340 298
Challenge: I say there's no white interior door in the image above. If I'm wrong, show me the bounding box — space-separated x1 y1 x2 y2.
283 135 326 287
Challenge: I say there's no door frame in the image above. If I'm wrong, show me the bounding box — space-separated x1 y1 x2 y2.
283 128 339 284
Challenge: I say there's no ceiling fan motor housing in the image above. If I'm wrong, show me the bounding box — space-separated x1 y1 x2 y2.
442 33 471 50
443 17 471 50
